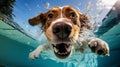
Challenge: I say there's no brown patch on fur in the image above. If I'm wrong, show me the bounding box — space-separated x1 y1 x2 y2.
62 6 80 26
29 13 46 26
44 7 61 29
28 5 90 31
28 6 61 31
28 6 91 42
79 14 90 29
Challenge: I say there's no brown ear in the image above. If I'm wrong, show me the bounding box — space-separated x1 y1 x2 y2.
79 14 90 29
28 13 46 26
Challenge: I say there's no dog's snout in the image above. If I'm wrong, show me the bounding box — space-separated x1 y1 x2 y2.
52 22 72 39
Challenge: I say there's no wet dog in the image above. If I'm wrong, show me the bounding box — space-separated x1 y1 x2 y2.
28 6 109 60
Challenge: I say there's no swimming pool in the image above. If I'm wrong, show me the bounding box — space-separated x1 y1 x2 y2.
0 0 120 67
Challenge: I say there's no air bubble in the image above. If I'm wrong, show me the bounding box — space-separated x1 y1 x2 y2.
28 8 31 11
27 41 30 44
112 7 116 10
45 2 50 9
36 4 40 8
30 49 32 51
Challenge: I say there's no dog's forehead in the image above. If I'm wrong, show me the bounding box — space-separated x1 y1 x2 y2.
51 6 60 11
50 6 74 11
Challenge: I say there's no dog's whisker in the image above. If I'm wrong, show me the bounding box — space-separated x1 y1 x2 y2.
70 36 83 47
53 47 59 52
66 46 72 52
76 40 83 46
28 5 110 60
70 38 75 46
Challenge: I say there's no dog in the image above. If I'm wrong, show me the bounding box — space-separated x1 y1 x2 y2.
28 5 109 60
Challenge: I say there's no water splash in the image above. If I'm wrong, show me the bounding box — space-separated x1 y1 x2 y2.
96 0 117 10
93 0 117 32
40 48 97 67
80 0 117 33
38 1 107 67
39 28 97 67
3 0 117 67
45 2 50 9
84 1 93 15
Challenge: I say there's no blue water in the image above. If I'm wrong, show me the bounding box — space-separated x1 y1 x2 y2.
0 0 120 67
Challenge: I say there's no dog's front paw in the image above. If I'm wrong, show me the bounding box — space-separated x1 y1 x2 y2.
88 38 109 56
29 50 41 60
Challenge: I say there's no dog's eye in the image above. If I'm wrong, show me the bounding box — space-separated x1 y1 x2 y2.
48 13 54 19
69 12 76 18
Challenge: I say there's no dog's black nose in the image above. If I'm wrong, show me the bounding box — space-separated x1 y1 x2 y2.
52 22 72 39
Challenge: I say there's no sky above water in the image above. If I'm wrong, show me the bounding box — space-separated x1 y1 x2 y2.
12 0 117 40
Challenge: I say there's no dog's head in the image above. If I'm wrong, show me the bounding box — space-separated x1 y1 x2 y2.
29 6 90 59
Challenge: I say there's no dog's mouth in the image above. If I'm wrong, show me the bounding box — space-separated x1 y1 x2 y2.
52 43 72 59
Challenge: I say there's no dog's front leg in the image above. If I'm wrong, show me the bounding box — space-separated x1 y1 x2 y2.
86 37 110 56
29 43 50 60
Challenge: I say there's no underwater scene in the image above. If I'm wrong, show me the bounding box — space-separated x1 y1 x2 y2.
0 0 120 67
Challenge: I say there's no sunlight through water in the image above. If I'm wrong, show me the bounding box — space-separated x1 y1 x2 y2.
0 0 117 67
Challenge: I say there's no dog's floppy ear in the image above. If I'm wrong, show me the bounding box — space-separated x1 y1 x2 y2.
79 14 90 29
28 13 46 26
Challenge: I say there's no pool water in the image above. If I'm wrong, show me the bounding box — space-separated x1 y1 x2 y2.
0 0 120 67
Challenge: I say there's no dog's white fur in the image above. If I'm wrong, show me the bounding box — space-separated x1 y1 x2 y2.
29 6 109 60
29 37 109 59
